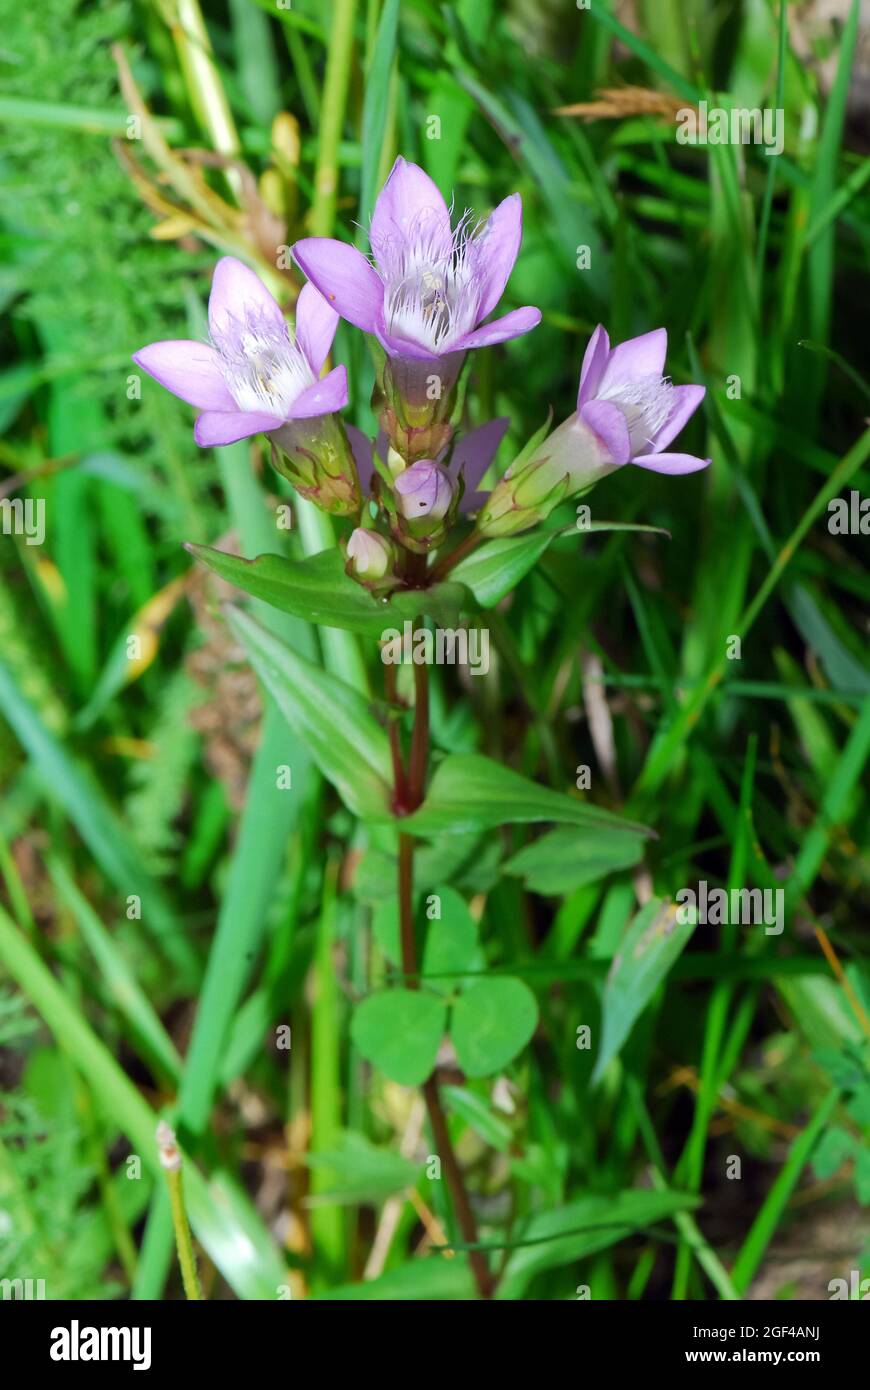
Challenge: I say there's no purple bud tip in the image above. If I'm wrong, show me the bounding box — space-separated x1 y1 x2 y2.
393 460 455 521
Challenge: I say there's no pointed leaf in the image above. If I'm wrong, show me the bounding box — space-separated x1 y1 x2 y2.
226 606 392 818
313 1256 476 1300
401 752 652 839
497 1190 699 1300
451 531 554 607
189 543 470 635
505 825 646 894
594 898 695 1083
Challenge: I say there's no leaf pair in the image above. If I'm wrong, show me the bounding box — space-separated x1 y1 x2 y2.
352 886 538 1084
189 528 554 628
225 605 653 847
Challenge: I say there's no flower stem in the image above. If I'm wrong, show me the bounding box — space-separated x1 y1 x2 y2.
393 649 494 1298
430 529 482 583
158 1122 203 1301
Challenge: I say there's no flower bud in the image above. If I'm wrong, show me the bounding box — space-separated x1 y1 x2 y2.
346 528 395 582
373 352 463 464
270 415 361 517
394 459 455 522
477 414 617 537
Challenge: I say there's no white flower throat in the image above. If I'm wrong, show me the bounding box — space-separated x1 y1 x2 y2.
380 209 483 354
598 373 673 454
213 312 314 417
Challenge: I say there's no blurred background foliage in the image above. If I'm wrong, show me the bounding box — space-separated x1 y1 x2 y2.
0 0 868 1300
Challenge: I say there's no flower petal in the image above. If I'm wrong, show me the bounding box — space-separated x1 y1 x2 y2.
474 193 523 321
376 324 443 361
451 417 510 491
345 425 376 495
288 365 348 419
597 327 667 394
132 341 236 411
208 257 285 341
579 399 632 465
576 324 611 409
459 489 490 515
630 450 711 474
454 305 541 351
294 281 339 373
292 238 384 334
369 157 452 267
644 384 705 453
194 410 283 448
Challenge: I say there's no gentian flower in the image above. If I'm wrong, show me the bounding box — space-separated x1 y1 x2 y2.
133 258 347 445
133 258 361 514
479 326 710 537
292 158 540 419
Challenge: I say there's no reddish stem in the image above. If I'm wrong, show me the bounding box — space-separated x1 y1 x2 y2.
394 642 493 1298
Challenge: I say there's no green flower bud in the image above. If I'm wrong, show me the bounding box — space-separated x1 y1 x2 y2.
477 414 617 537
270 415 361 517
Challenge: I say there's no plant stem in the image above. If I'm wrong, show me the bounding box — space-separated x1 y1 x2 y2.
392 647 494 1298
430 529 481 583
166 1164 202 1301
158 1123 203 1301
422 1077 495 1298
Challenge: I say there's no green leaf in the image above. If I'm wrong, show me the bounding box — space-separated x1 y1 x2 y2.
351 989 446 1085
810 1126 855 1180
189 544 469 636
304 1131 417 1205
313 1256 476 1300
359 0 400 224
593 899 695 1083
855 1148 870 1206
450 977 538 1078
440 1083 513 1151
505 825 646 894
402 752 652 839
421 886 480 991
496 1190 699 1300
0 660 198 983
0 905 287 1301
225 606 392 819
451 531 554 607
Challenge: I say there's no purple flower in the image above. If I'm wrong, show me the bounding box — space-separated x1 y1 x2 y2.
132 257 348 447
575 325 709 475
479 326 710 537
394 460 455 521
292 158 540 394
